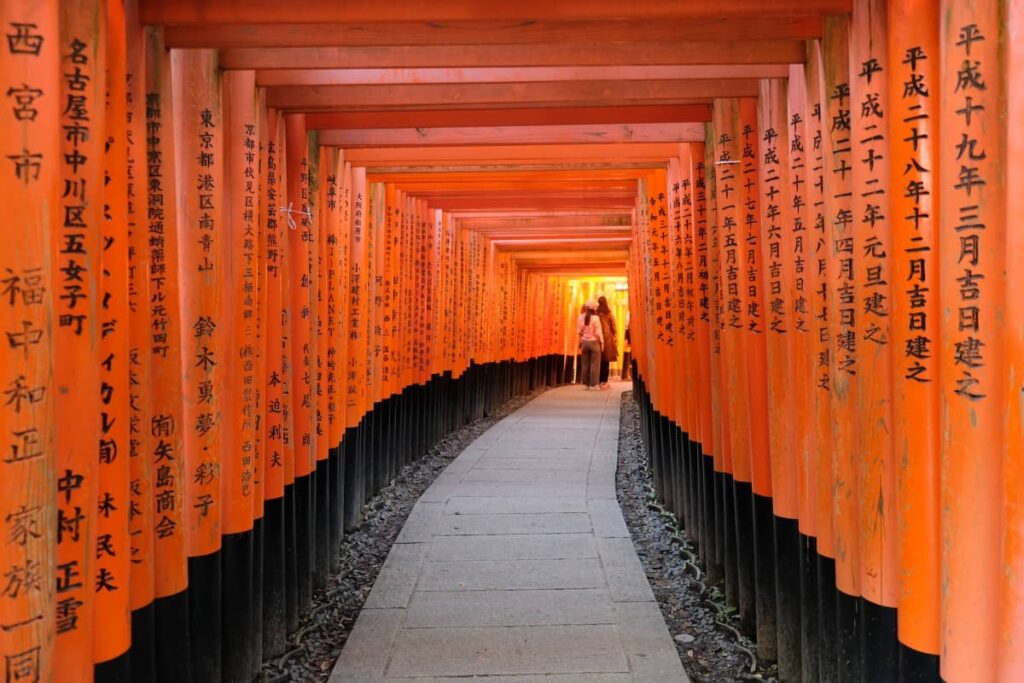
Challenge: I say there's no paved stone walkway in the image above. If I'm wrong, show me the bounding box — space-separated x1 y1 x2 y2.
329 383 689 683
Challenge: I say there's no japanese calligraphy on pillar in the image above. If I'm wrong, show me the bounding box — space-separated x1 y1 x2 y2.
224 70 258 534
125 1 154 616
96 0 132 663
1 6 57 682
850 0 897 608
173 49 223 553
823 14 860 596
938 4 1006 678
346 167 367 427
144 26 188 598
888 0 941 659
55 2 104 673
261 111 285 500
945 20 996 403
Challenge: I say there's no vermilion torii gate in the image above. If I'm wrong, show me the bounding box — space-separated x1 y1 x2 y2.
0 1 1022 682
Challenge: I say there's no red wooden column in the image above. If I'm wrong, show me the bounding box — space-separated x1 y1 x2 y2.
805 35 838 679
55 2 105 679
221 67 259 682
678 145 700 539
321 148 343 564
822 15 863 676
143 26 191 680
1001 1 1024 678
125 3 158 679
0 4 58 682
345 166 369 529
938 2 1006 680
284 113 315 612
172 47 225 681
704 133 728 589
787 59 821 683
739 96 776 659
712 98 755 633
260 107 289 654
888 0 941 674
97 0 132 675
307 134 331 592
687 143 715 576
849 3 899 675
666 157 686 523
758 77 800 679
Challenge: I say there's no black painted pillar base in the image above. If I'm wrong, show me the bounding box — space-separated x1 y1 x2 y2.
774 516 802 681
188 551 222 682
94 647 131 683
898 642 940 682
800 534 820 683
154 589 192 683
128 602 156 683
861 598 898 682
222 529 254 683
836 589 863 682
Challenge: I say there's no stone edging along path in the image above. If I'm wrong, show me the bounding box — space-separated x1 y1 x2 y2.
615 390 775 683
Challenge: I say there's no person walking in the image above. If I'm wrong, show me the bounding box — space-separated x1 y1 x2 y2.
577 299 603 389
596 295 618 389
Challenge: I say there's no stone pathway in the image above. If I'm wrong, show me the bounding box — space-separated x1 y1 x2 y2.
329 383 689 683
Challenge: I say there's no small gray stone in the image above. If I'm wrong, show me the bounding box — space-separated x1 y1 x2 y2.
675 633 696 644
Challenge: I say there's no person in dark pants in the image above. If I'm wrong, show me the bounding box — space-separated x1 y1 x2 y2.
574 303 586 383
577 299 603 389
596 295 618 389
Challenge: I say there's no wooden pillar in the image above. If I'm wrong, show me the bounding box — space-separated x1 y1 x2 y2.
787 59 822 683
144 26 191 683
55 1 106 678
758 77 801 679
0 4 59 683
260 107 288 656
172 47 224 682
221 67 259 683
1000 1 1024 678
125 3 157 680
284 113 314 613
938 2 1006 680
96 0 132 677
888 0 942 674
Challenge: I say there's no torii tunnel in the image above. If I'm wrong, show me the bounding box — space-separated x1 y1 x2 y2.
1 0 1022 681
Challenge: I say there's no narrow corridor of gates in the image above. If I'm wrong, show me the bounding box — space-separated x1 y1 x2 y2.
2 1 1023 682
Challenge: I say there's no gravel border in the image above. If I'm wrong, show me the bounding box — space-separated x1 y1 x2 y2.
259 387 548 683
615 390 778 683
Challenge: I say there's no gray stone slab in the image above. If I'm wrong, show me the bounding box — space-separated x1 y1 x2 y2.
446 496 589 515
597 537 656 603
395 502 444 544
386 625 629 677
615 601 690 682
327 608 404 683
421 472 467 502
462 468 588 483
438 512 592 536
404 588 614 628
587 479 618 501
387 675 633 683
481 445 594 459
364 542 428 609
452 481 586 499
473 456 592 471
427 533 596 562
417 558 605 591
588 499 631 538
